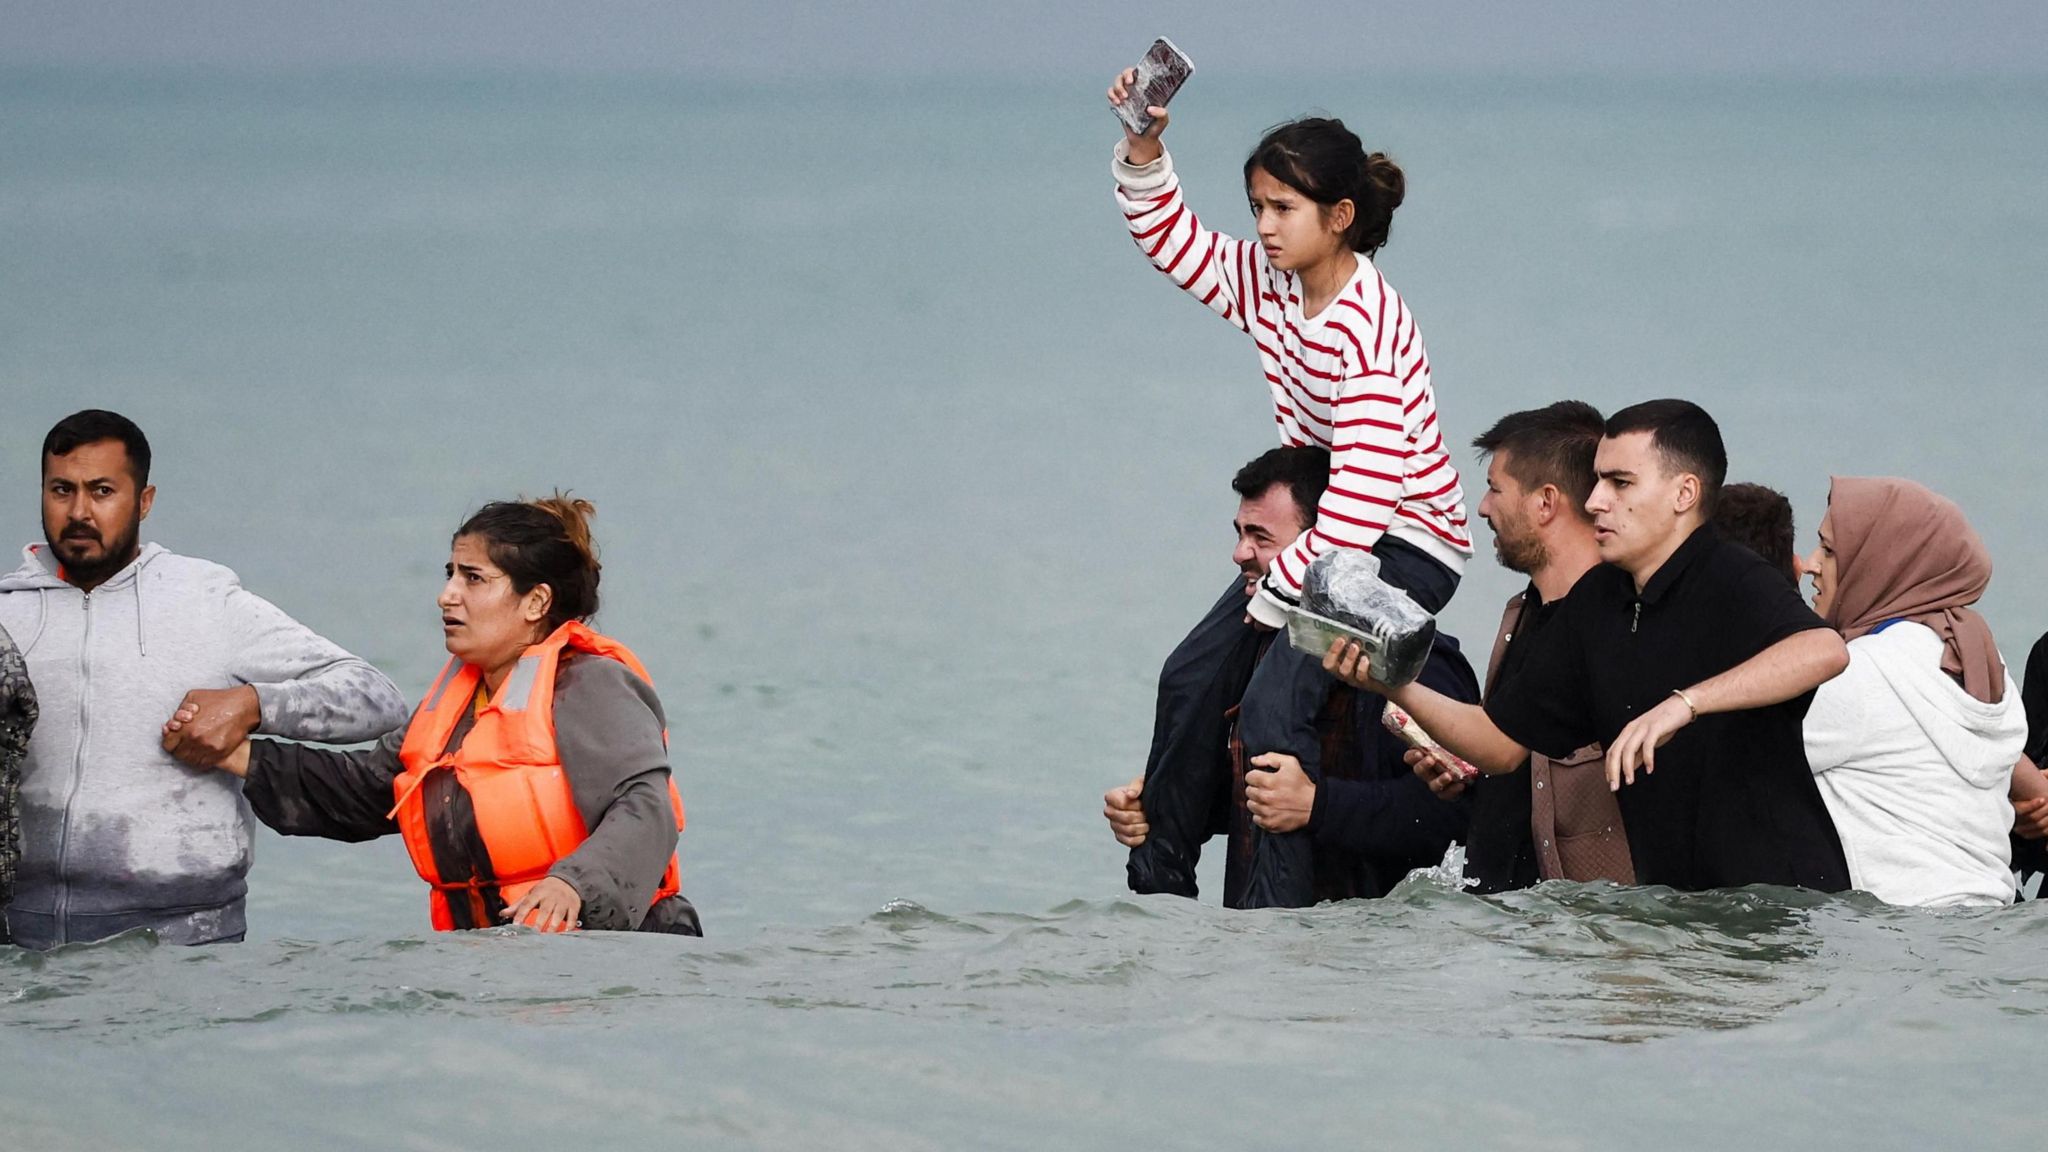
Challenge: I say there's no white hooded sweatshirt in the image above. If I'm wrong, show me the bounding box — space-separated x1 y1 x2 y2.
0 542 409 948
1804 621 2025 907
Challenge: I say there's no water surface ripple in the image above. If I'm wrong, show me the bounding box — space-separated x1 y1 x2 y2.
10 877 2044 1044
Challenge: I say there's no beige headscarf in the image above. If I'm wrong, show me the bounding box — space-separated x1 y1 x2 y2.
1820 476 2004 704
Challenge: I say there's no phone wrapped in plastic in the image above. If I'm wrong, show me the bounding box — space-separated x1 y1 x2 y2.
1285 550 1439 688
1114 37 1195 137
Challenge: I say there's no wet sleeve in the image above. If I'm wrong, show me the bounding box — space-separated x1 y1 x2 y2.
220 582 412 743
244 725 408 841
546 656 678 932
1485 600 1597 761
1308 758 1472 858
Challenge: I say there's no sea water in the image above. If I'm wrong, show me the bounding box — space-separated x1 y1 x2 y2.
1 69 2043 1149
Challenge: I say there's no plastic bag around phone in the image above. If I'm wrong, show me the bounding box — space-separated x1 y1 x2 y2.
1285 549 1438 687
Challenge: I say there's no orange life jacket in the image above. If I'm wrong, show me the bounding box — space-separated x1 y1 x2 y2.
391 620 686 931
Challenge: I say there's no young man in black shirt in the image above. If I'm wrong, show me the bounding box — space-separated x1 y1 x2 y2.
1329 400 1853 892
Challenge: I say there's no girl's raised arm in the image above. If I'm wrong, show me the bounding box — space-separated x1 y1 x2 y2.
1108 68 1259 335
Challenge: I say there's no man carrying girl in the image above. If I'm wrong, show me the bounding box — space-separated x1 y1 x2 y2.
1107 70 1471 907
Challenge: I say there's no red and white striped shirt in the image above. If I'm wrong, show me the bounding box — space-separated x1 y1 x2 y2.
1114 144 1472 620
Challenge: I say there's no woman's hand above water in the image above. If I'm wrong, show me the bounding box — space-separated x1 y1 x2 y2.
504 876 583 933
1107 67 1169 166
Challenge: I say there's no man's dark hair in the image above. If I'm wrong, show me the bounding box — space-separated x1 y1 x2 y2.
1714 482 1798 587
1603 399 1727 516
43 409 152 487
1232 445 1330 524
1471 400 1604 518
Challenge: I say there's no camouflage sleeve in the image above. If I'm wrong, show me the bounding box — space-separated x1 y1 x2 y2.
0 624 38 920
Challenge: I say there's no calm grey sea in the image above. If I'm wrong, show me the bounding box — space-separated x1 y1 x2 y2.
1 69 2044 1149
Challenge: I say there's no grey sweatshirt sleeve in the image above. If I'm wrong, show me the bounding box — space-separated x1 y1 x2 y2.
545 654 678 932
244 725 409 842
221 584 411 743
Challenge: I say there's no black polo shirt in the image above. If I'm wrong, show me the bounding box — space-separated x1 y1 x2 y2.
1484 523 1849 892
2024 631 2048 764
2015 633 2048 885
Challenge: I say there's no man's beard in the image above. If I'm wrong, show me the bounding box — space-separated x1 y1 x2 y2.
48 520 142 586
1491 522 1548 576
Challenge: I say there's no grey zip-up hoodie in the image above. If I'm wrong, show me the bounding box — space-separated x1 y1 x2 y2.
0 541 410 948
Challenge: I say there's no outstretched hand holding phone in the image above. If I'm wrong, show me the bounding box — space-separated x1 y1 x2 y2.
1107 67 1170 165
1108 39 1193 165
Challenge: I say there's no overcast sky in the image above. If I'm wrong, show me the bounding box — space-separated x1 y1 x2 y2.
5 1 2047 78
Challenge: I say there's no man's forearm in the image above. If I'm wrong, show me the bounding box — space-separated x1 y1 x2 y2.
2012 755 2048 802
1387 682 1528 775
1685 628 1849 716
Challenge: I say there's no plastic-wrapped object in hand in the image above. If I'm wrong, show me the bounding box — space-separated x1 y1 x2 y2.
1381 701 1479 782
1285 549 1438 687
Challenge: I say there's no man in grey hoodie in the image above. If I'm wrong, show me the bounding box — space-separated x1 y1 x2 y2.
0 409 409 949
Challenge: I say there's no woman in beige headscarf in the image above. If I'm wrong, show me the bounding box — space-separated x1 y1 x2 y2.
1800 476 2041 906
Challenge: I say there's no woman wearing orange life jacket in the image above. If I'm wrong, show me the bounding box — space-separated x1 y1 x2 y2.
167 495 700 936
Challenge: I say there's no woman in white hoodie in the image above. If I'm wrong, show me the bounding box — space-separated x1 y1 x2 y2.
1801 476 2034 906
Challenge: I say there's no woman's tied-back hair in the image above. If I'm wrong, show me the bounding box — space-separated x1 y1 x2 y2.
1244 117 1406 256
455 492 601 631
